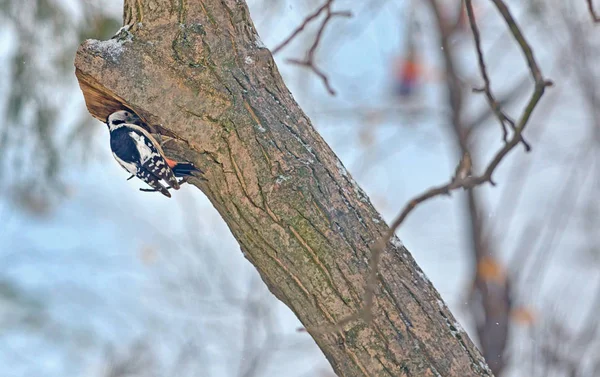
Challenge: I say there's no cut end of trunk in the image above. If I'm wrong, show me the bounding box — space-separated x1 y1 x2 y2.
75 67 149 127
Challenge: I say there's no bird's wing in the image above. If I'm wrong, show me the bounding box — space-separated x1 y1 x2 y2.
126 126 180 190
136 167 172 198
122 123 168 156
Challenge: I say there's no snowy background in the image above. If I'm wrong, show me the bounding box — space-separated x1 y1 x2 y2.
0 0 599 376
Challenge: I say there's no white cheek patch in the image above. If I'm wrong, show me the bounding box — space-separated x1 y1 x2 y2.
109 122 125 131
129 131 154 163
112 152 138 175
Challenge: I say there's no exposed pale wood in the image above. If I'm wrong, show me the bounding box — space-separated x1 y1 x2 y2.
76 68 129 122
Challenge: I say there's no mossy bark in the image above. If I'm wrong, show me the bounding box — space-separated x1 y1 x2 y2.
75 1 493 376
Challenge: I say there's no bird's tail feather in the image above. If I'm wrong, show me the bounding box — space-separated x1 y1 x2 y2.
172 162 203 178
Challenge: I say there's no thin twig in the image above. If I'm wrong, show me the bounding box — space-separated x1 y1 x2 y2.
586 0 600 22
272 1 332 54
272 0 351 95
465 0 530 150
464 75 530 136
286 59 339 95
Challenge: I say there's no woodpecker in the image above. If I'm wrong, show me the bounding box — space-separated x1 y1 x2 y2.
106 110 202 198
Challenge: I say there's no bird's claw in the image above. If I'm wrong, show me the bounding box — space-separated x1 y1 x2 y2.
139 177 192 193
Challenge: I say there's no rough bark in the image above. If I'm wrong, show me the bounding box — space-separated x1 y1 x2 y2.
74 1 493 376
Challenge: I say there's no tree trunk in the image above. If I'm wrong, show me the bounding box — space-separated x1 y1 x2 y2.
74 1 493 376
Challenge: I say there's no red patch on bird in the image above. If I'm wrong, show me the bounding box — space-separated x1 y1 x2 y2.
165 158 177 169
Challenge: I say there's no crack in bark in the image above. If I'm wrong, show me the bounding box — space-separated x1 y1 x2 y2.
229 200 312 301
289 225 337 292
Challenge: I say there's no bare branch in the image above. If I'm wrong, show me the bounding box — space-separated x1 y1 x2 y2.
314 0 552 333
271 1 331 55
286 59 338 95
272 0 351 95
586 0 600 22
465 0 530 150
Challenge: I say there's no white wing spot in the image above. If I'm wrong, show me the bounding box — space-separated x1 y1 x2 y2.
129 131 155 164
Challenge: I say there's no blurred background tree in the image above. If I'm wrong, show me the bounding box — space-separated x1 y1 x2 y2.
0 0 599 376
0 0 120 209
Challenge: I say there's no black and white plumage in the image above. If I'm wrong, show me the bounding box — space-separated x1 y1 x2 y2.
106 110 202 198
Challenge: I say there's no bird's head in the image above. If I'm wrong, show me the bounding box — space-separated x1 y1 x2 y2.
106 110 142 130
